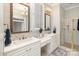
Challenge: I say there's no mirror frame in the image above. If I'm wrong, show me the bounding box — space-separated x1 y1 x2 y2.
10 3 30 34
44 11 51 31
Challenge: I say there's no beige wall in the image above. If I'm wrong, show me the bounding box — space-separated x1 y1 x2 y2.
0 3 4 33
4 3 10 29
0 3 4 55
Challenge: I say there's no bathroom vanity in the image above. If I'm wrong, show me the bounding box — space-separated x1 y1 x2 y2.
40 33 59 55
4 37 41 56
4 33 59 56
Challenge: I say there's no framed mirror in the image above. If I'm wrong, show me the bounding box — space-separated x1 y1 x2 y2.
44 11 51 31
10 3 30 33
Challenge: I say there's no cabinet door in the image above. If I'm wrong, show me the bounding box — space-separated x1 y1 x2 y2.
51 35 57 52
30 41 41 56
55 34 60 47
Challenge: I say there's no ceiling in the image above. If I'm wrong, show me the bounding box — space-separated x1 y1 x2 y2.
44 3 79 10
61 3 79 10
44 3 53 8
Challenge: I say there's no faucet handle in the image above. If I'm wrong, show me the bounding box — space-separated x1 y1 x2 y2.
19 38 21 40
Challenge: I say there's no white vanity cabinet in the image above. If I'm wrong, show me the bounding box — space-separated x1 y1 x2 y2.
51 35 57 52
30 41 40 56
49 34 60 53
4 40 40 56
5 45 31 56
40 33 60 55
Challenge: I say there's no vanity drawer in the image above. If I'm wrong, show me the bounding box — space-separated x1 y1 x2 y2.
55 35 60 46
50 35 57 52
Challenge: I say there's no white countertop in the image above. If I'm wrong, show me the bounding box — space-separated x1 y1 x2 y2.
4 33 56 53
41 33 56 41
4 37 40 53
40 33 56 47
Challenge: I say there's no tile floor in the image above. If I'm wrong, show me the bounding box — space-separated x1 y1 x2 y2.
49 46 79 56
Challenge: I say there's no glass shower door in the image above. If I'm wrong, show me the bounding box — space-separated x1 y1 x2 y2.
64 18 72 49
65 19 79 51
73 19 79 51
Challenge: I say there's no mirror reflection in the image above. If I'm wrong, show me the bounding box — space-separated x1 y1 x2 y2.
44 11 51 31
10 3 30 33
